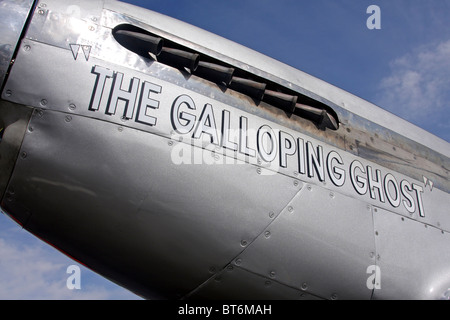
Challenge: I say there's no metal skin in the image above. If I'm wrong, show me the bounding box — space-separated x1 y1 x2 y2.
0 0 449 300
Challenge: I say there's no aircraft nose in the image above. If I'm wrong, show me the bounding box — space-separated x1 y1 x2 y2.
0 0 35 88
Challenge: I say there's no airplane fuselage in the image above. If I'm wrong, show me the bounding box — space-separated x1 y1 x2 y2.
0 0 449 300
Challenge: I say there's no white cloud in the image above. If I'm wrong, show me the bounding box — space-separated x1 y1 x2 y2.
375 40 450 141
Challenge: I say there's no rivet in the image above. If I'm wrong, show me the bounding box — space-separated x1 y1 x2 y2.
28 126 33 132
256 168 261 175
64 115 72 123
226 265 234 271
40 99 47 106
20 151 27 159
38 9 45 15
307 185 312 191
240 240 247 247
269 211 275 219
288 206 293 212
329 192 335 198
293 171 298 177
264 231 271 238
331 293 338 300
24 45 31 51
369 252 375 258
294 180 299 187
5 89 12 97
88 25 95 31
69 103 76 111
168 140 173 146
235 258 242 266
301 282 308 291
118 126 123 132
269 271 276 278
264 280 271 287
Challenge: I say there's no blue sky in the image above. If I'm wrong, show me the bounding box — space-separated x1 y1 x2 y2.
1 0 449 300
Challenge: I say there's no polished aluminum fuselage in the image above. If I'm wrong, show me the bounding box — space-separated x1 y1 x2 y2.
0 0 449 299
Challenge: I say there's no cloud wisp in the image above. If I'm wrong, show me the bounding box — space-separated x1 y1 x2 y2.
376 40 450 141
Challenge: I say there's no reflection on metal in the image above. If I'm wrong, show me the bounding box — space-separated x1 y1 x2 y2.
0 100 32 202
0 0 35 88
